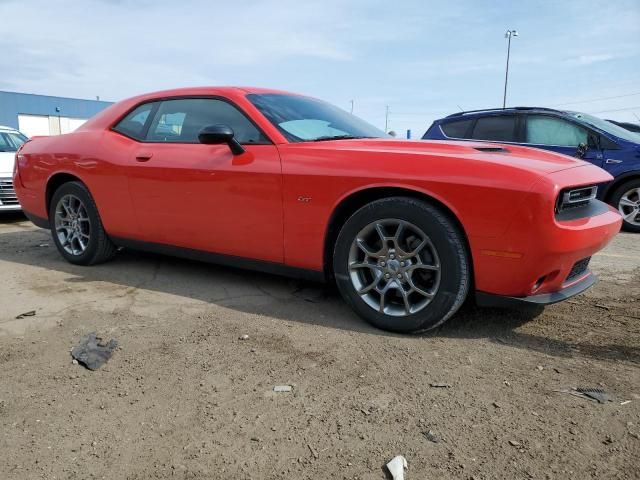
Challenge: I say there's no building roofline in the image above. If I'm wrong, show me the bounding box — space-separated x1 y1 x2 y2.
0 90 113 104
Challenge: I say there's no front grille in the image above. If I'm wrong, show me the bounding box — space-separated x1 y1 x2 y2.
0 178 19 206
566 257 591 282
556 185 597 212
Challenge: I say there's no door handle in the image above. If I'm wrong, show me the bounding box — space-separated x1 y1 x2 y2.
135 152 153 162
605 158 622 164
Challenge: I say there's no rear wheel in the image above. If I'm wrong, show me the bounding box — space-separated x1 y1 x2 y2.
333 197 470 333
49 181 117 265
611 179 640 233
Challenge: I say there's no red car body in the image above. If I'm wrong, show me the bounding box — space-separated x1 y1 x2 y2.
14 87 621 305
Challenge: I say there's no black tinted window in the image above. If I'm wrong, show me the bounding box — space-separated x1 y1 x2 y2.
146 98 268 144
113 102 155 140
471 116 517 142
441 119 473 138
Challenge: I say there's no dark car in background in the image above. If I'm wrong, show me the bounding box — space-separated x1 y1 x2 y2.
423 107 640 232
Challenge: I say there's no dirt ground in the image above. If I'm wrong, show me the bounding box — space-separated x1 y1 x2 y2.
0 212 639 480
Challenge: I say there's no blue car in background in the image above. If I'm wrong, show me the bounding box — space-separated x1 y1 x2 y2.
423 107 640 232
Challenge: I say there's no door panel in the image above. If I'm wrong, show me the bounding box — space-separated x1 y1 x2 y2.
127 143 283 263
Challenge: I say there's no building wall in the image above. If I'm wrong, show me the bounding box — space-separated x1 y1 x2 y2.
0 91 113 135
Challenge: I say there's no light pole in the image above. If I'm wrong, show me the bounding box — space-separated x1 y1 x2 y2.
385 105 390 133
349 99 354 114
503 29 518 109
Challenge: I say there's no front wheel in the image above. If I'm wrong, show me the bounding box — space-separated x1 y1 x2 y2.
49 181 117 265
611 179 640 233
333 197 470 333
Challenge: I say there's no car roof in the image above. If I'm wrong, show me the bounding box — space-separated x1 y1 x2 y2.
125 86 301 103
443 106 566 120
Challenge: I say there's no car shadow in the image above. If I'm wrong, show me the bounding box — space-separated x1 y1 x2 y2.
0 221 637 365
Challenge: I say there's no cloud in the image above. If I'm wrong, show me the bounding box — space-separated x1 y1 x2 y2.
567 53 619 66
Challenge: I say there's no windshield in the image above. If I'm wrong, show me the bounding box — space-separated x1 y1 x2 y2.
0 131 28 152
247 93 387 142
567 111 640 143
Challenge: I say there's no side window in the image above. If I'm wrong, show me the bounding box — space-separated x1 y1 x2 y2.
146 98 268 144
526 115 588 146
471 116 517 142
441 119 473 138
113 102 155 140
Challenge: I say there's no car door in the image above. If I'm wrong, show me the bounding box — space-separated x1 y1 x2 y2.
523 114 603 167
125 97 284 263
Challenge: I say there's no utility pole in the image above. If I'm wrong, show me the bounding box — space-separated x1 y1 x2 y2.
349 100 354 114
385 105 390 133
503 29 518 109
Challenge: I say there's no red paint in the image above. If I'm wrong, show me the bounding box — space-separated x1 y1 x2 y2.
14 87 622 298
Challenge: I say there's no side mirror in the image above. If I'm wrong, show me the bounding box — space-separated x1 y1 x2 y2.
575 142 588 158
198 124 245 155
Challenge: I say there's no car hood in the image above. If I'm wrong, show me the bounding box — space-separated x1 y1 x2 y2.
299 138 589 174
0 151 15 176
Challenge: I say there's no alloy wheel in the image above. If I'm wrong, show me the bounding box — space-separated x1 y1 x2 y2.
618 187 640 227
348 219 441 316
54 194 91 255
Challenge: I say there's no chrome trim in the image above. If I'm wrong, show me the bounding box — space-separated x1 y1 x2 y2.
562 186 597 207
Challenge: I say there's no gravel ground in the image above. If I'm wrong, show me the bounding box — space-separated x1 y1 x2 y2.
0 212 639 480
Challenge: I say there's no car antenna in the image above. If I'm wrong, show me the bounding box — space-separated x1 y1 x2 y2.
456 104 464 112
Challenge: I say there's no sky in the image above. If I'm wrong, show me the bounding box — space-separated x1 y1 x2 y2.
1 0 639 137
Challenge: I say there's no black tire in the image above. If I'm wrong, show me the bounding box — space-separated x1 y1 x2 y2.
49 181 117 265
610 179 640 233
333 197 470 333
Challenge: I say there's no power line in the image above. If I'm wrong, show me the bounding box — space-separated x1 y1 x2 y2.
589 105 640 114
551 92 640 107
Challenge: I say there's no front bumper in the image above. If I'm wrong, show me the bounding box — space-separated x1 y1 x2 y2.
476 272 596 308
0 177 21 211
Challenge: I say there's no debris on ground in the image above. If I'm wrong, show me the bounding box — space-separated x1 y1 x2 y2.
429 382 451 388
70 332 118 370
15 310 36 319
386 455 407 480
508 440 521 447
620 400 631 406
273 385 293 393
307 443 319 459
555 387 612 404
423 430 440 443
576 387 611 404
239 334 249 340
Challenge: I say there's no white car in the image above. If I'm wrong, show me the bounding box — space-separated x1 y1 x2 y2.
0 125 28 211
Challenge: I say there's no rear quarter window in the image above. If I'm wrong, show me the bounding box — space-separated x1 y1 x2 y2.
471 116 517 142
440 119 473 138
113 102 156 140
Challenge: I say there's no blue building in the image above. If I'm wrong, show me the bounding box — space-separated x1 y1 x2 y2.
0 91 113 137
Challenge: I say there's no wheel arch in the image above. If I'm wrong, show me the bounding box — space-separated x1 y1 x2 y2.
45 172 87 216
322 186 473 280
602 171 640 203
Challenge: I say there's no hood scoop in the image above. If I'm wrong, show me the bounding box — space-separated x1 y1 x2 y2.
474 146 509 153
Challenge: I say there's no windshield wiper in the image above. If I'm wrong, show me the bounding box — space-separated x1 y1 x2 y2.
311 135 370 142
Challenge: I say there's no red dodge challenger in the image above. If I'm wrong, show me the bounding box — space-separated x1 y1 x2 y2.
14 87 622 333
